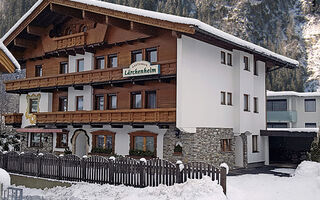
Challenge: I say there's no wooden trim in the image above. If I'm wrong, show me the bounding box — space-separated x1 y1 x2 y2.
0 49 16 73
128 131 157 153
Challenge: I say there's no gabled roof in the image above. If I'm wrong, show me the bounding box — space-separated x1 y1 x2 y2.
0 41 20 73
1 0 299 69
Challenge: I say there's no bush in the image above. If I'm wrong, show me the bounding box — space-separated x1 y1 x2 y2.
91 147 113 154
129 149 155 157
309 139 320 162
174 144 182 153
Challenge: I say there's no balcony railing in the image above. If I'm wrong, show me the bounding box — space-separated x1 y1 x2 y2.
35 108 176 124
3 113 23 127
5 61 176 92
267 111 297 123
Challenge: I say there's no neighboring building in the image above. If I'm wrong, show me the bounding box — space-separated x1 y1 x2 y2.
265 91 319 164
0 41 20 73
2 0 298 169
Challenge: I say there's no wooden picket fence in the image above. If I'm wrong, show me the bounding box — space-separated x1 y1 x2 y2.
0 151 227 194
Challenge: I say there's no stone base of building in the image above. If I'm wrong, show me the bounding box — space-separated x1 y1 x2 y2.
20 132 53 153
163 127 235 169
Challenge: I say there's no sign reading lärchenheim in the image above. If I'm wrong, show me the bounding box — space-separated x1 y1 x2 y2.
123 61 160 77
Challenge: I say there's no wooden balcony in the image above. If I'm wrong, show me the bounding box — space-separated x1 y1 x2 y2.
53 32 86 51
5 61 176 93
3 113 23 127
35 108 176 125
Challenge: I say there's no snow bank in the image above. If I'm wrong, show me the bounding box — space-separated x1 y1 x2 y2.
21 176 227 200
0 168 11 189
267 90 320 97
294 161 320 177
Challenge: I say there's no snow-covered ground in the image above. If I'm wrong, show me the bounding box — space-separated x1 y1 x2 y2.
11 161 320 200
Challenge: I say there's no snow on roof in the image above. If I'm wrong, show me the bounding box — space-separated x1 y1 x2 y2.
267 90 320 97
267 128 319 133
0 41 20 70
1 0 299 67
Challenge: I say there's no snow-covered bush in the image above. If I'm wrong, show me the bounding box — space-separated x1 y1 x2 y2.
294 161 320 177
0 130 20 152
309 139 320 162
0 168 11 189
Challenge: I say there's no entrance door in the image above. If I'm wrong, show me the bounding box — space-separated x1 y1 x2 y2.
73 130 88 157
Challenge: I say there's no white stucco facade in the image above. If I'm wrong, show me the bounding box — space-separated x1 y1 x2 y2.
177 35 267 166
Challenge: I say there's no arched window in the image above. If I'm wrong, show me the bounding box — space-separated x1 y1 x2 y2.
80 24 87 33
65 27 72 35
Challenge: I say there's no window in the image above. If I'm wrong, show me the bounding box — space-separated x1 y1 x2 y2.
146 48 158 63
59 97 68 112
108 54 118 68
77 59 84 72
95 95 104 110
227 53 232 66
221 92 226 105
146 91 156 109
254 97 259 113
267 99 287 111
221 51 226 64
227 93 232 106
131 50 143 63
254 61 258 76
35 65 42 77
92 131 115 154
29 99 39 113
244 56 249 71
131 92 142 109
305 123 317 128
107 94 117 110
96 56 105 69
80 25 87 32
30 133 42 147
244 94 250 111
221 139 232 152
305 99 316 112
130 132 157 154
56 132 68 148
76 96 84 111
65 28 72 35
267 123 288 128
252 135 258 153
60 62 68 74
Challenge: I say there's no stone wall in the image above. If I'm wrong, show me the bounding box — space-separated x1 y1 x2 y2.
163 127 235 169
20 133 53 153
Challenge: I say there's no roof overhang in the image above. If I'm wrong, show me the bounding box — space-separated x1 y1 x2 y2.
1 0 299 71
261 130 317 138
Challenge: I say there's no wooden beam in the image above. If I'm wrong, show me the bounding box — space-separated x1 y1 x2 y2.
27 25 46 36
83 10 106 24
106 16 130 30
14 38 35 49
130 22 157 36
172 31 181 38
50 3 83 19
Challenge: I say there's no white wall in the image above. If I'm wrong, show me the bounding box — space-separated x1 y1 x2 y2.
53 125 167 158
69 52 94 73
19 92 52 128
68 85 93 111
177 35 267 165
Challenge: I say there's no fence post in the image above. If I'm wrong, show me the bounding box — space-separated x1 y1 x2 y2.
109 157 115 185
58 154 63 180
220 167 227 195
81 156 87 182
3 152 8 171
37 153 43 177
176 160 184 183
139 158 146 188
